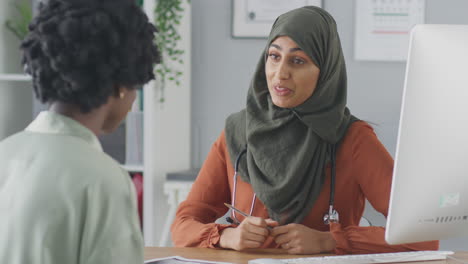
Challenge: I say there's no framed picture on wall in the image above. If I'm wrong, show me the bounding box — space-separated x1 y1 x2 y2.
232 0 322 38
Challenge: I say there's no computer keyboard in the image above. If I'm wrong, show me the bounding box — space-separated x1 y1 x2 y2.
248 250 454 264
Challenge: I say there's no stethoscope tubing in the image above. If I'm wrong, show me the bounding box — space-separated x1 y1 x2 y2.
230 145 338 225
231 148 256 224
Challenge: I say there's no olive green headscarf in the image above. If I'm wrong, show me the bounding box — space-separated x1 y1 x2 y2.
225 6 358 224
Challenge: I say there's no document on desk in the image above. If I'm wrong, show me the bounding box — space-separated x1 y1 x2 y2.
145 256 233 264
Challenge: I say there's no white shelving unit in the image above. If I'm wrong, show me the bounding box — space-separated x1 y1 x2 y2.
142 0 192 246
0 73 31 82
0 0 34 143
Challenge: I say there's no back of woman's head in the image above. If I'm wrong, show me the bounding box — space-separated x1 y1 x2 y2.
21 0 161 112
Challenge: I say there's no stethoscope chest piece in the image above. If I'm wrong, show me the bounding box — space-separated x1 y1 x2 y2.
323 205 339 225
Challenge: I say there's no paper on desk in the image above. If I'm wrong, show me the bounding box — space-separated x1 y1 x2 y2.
145 256 233 264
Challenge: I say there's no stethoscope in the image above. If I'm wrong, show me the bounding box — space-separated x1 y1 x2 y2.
227 146 339 225
226 148 256 224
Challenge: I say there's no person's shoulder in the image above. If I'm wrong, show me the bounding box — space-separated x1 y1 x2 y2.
60 141 133 203
76 150 130 190
340 120 378 149
201 130 232 165
66 152 133 206
26 131 130 191
219 130 227 143
52 136 123 175
0 130 28 149
346 120 376 138
210 130 226 148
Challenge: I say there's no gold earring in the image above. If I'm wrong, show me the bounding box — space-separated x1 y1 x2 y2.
119 92 125 99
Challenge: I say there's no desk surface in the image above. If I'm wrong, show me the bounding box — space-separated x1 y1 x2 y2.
145 247 468 264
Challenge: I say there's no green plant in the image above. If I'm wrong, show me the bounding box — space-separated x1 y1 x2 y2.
153 0 189 102
4 1 32 41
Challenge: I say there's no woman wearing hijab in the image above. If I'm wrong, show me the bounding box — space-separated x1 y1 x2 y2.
171 6 437 254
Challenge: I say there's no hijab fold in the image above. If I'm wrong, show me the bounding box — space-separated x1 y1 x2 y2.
225 6 358 224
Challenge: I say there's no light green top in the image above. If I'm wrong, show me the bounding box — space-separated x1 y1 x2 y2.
0 111 143 264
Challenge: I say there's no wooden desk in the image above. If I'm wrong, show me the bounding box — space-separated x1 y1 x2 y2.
145 247 468 264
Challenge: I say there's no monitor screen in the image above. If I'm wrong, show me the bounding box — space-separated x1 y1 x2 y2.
385 24 468 244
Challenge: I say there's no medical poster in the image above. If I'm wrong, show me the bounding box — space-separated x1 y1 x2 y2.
354 0 425 61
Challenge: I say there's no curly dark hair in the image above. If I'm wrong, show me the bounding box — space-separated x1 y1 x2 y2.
21 0 161 112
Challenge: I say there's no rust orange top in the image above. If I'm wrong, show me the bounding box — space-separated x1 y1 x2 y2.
171 121 438 254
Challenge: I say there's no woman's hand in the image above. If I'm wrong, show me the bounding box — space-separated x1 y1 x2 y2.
270 223 336 254
219 217 278 251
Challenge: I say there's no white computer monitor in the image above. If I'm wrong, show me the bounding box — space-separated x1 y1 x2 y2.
385 24 468 245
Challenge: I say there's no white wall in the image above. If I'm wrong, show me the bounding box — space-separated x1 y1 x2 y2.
0 1 33 141
190 0 468 251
